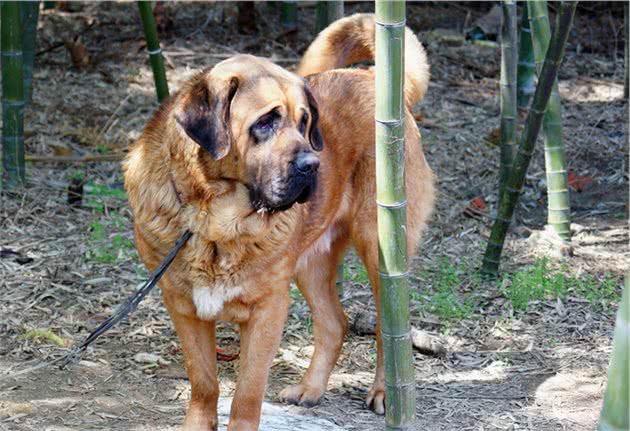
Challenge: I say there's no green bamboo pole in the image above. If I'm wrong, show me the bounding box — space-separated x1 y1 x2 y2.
517 6 536 108
19 1 40 104
280 1 298 32
624 3 628 100
316 1 344 34
138 1 169 102
1 1 26 189
329 1 344 22
481 1 577 276
375 1 415 428
598 275 629 431
499 0 517 201
316 2 329 33
335 261 344 293
528 0 571 244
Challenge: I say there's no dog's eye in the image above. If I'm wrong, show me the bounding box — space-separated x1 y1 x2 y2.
299 113 309 135
256 115 275 131
251 110 280 142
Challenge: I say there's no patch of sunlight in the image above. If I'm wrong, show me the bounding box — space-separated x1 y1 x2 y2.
427 360 510 384
559 80 623 103
531 370 605 426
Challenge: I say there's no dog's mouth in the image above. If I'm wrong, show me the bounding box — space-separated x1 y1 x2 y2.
249 177 316 214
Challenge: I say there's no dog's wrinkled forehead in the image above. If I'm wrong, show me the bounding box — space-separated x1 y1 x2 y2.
212 55 309 121
210 54 303 88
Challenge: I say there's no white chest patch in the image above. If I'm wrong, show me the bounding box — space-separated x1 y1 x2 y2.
296 226 335 271
193 285 242 320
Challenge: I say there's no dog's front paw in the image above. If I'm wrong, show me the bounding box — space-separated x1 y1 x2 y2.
278 384 324 408
183 404 218 431
365 385 386 415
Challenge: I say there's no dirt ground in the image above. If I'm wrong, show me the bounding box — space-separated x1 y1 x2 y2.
0 2 627 430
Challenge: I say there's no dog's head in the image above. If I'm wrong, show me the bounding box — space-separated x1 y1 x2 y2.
175 55 323 212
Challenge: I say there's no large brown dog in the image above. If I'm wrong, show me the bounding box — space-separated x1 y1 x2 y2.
124 13 433 431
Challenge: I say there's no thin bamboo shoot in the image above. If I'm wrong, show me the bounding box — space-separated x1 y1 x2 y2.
499 0 517 200
20 1 40 104
138 1 169 102
1 1 26 189
517 6 536 108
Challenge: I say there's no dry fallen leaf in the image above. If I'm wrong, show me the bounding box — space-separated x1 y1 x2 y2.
567 171 594 192
65 36 90 69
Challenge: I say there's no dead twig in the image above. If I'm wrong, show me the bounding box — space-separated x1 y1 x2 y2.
350 311 447 357
26 154 124 163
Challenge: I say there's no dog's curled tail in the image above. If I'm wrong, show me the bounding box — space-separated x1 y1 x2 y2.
297 13 430 107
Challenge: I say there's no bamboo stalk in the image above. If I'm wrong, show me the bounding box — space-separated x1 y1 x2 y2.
316 1 344 34
528 0 571 244
516 6 536 108
499 0 517 201
20 1 40 104
316 2 329 33
236 1 256 34
335 260 344 293
481 1 577 276
138 1 169 102
625 3 628 99
375 1 415 428
2 1 26 189
597 275 629 431
328 1 344 23
280 1 298 32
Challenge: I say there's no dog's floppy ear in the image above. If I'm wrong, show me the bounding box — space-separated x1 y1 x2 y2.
176 76 239 160
304 84 324 152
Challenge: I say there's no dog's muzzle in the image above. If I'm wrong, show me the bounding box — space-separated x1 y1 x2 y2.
250 152 319 213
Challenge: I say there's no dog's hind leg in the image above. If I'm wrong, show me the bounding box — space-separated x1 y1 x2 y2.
278 230 350 407
350 233 388 415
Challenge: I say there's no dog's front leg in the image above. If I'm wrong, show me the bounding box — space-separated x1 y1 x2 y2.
164 293 220 431
228 289 290 431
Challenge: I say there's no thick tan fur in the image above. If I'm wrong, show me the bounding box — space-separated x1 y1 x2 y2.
124 13 433 431
297 13 430 107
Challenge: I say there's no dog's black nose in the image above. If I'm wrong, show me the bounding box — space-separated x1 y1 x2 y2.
295 152 320 173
